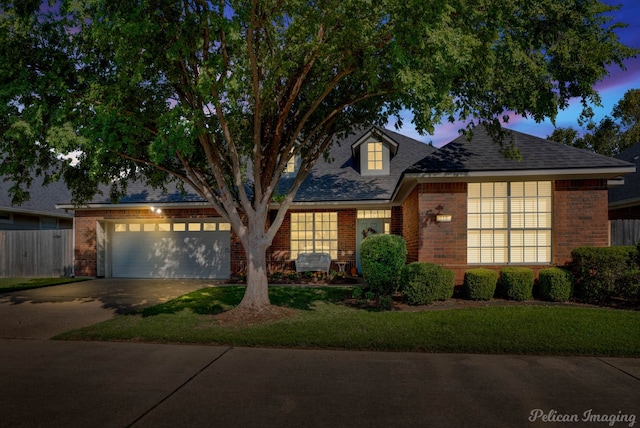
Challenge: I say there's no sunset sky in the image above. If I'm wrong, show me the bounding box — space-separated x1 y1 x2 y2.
390 0 640 147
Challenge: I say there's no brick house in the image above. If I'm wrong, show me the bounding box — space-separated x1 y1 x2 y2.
60 126 635 283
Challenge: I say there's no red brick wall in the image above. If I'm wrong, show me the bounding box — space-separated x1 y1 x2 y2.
416 183 468 282
402 188 419 263
553 179 609 265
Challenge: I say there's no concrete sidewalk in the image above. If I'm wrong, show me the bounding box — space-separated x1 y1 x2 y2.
0 340 638 427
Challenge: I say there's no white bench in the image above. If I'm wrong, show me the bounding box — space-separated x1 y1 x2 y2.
295 252 331 274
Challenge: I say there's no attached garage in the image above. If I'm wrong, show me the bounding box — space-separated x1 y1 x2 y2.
105 219 231 279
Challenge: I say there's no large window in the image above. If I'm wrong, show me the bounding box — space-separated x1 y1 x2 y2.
290 212 338 259
467 182 552 264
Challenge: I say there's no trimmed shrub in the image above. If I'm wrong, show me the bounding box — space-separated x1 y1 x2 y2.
463 268 498 300
538 267 573 302
499 267 534 301
569 246 638 304
360 234 407 296
400 262 455 305
619 270 640 306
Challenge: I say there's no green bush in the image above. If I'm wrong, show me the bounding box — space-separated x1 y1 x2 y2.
569 246 638 304
499 267 534 301
538 267 573 302
619 270 640 305
360 234 407 296
400 262 455 305
463 268 498 301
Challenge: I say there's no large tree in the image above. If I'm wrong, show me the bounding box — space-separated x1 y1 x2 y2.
548 88 640 156
0 0 636 312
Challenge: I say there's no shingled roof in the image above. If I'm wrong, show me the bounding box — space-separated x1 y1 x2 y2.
0 174 73 218
280 126 436 203
406 127 633 177
60 126 635 208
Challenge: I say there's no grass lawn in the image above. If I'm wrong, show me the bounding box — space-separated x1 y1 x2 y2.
54 286 640 357
0 277 89 293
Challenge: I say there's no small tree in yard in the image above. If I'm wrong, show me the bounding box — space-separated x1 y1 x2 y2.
0 1 636 314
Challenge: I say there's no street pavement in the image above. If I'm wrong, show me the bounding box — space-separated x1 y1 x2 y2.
0 279 638 427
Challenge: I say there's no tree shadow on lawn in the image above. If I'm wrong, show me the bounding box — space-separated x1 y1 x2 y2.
141 286 352 317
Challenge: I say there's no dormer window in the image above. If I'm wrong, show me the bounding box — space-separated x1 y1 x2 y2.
285 156 296 173
351 128 399 177
284 153 299 175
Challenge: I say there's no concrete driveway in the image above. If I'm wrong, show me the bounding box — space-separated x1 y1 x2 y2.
0 278 216 339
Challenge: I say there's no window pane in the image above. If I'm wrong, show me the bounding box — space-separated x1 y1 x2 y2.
468 248 480 264
143 223 155 232
468 231 480 247
158 223 170 232
494 182 508 197
129 224 141 232
218 223 231 231
468 183 481 198
203 223 216 231
494 213 507 228
188 223 200 231
468 214 480 228
538 181 552 197
173 223 185 231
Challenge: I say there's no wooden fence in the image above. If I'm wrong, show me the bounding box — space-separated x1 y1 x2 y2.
610 219 640 247
0 230 73 277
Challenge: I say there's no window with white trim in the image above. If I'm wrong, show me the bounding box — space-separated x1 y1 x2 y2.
467 181 552 264
290 212 337 259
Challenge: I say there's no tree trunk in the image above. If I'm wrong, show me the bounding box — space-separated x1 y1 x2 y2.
237 230 271 311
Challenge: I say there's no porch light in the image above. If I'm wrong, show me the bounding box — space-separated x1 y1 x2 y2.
436 214 452 223
150 206 162 214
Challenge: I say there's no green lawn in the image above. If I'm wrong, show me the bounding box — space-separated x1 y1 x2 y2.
0 277 89 293
54 286 640 357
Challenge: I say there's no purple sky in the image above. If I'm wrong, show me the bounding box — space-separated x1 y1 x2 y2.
390 0 640 147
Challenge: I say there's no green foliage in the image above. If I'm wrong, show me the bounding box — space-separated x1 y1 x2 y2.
547 89 640 157
569 246 639 304
618 270 640 305
499 267 534 301
538 268 574 303
463 268 498 301
400 262 454 305
360 234 407 296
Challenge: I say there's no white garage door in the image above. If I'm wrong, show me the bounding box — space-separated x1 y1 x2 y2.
110 220 231 279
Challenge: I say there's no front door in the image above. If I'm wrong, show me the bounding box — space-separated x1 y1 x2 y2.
356 218 383 273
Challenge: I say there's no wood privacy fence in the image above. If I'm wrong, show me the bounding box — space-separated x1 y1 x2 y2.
0 230 73 277
610 219 640 247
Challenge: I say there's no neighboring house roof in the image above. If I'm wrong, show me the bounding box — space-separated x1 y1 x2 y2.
406 127 634 180
0 174 73 219
609 142 640 209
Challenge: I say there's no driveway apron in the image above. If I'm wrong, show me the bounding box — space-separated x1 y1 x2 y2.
0 278 216 339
